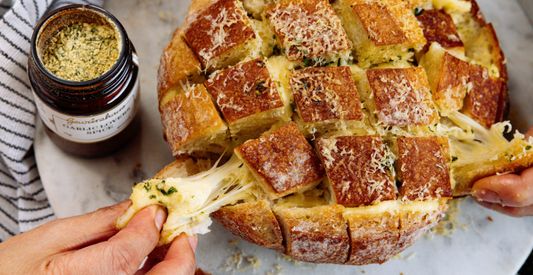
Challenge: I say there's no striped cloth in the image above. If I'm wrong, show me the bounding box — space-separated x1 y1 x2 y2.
0 0 103 241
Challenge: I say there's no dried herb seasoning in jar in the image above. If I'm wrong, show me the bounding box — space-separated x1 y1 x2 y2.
29 4 140 157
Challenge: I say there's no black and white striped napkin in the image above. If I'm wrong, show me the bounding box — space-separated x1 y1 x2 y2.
0 0 103 241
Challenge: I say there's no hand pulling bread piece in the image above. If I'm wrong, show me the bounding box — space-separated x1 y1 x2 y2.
333 0 426 68
264 0 351 67
115 154 260 246
445 112 533 196
316 135 397 207
157 29 204 110
357 67 439 135
183 0 260 72
235 123 326 199
211 200 285 253
289 66 365 138
205 58 291 144
276 205 350 264
160 84 231 158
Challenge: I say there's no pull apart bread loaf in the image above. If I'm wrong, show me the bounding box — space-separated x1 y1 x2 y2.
116 0 533 265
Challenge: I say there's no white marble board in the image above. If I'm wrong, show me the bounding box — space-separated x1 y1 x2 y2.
34 0 533 274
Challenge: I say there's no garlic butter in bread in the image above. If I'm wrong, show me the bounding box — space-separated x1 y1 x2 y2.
117 0 533 266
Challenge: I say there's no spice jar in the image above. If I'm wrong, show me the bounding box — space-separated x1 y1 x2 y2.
29 4 140 157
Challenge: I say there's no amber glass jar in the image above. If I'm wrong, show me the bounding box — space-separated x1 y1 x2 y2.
29 4 140 157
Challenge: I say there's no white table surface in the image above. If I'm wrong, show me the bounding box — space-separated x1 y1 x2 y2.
35 0 533 274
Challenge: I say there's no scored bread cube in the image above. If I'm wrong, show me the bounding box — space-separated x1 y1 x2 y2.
289 66 365 137
183 0 259 72
160 84 231 157
359 67 438 127
344 209 399 265
205 58 291 143
416 9 465 57
420 44 470 115
157 29 204 109
276 205 349 264
316 135 396 207
235 123 325 199
211 201 285 253
264 0 351 65
462 63 503 129
395 203 447 255
394 137 453 201
333 0 426 67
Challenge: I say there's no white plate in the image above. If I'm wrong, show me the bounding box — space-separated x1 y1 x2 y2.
35 0 533 274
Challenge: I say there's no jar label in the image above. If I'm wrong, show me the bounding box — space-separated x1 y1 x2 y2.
33 76 140 143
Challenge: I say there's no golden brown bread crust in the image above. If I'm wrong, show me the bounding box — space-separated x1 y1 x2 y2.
396 137 453 201
345 211 399 265
276 205 349 264
235 123 325 199
433 52 470 112
316 135 396 207
290 66 364 123
417 9 464 54
467 0 487 26
160 85 229 157
183 0 256 69
156 29 203 107
205 58 284 124
348 0 426 46
211 201 285 253
264 0 350 62
416 10 464 52
366 67 438 127
353 4 407 46
462 64 501 129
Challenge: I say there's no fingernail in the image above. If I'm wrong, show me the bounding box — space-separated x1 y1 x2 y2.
155 208 166 231
188 235 198 253
472 189 502 204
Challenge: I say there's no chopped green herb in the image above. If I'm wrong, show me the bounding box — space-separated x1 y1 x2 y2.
143 182 151 192
157 186 178 196
149 195 157 200
451 156 458 162
526 145 532 151
414 8 424 16
303 56 310 67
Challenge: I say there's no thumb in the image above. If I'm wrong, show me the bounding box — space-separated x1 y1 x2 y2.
471 167 533 208
144 233 197 275
49 205 167 274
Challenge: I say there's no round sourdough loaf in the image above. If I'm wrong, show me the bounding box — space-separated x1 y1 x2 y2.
115 0 533 266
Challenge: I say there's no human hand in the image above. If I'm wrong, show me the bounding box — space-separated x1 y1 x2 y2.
0 200 197 275
471 126 533 217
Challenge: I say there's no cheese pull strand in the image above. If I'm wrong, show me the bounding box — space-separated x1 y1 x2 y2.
115 155 258 246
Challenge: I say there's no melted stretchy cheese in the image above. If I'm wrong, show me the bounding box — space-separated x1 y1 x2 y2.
116 155 261 246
